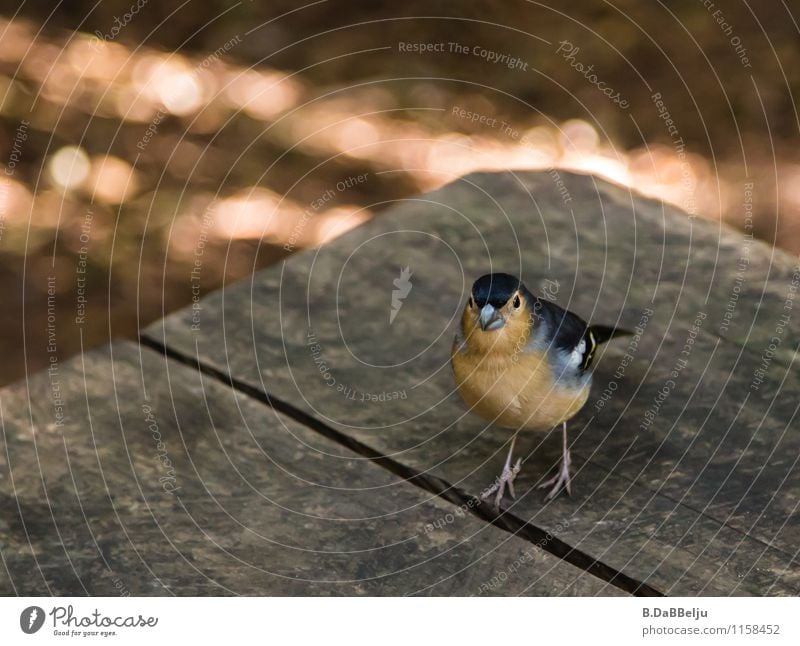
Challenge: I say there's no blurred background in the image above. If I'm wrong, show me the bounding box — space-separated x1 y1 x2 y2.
0 0 797 385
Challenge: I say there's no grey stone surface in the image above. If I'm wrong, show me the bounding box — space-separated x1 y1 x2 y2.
145 171 800 595
0 341 618 596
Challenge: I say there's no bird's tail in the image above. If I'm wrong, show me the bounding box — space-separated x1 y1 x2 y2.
581 324 634 370
588 324 633 345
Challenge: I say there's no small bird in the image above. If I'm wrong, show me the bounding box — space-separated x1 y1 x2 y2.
451 273 629 509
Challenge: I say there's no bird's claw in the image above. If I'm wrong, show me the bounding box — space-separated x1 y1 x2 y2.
481 458 522 510
537 452 572 501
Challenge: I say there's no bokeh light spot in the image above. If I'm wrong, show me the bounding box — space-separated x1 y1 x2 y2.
48 146 91 189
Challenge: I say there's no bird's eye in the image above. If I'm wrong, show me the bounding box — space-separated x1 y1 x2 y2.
512 294 521 309
468 297 475 309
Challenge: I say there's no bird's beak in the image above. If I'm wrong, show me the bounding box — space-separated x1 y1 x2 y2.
479 304 505 331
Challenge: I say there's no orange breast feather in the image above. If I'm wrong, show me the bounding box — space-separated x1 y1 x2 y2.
451 343 590 431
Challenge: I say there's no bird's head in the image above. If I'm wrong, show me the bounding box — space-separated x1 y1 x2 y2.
461 273 535 353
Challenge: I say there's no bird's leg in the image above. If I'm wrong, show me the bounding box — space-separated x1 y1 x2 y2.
480 432 522 510
537 421 572 501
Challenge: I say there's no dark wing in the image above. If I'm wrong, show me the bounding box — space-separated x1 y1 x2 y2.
525 291 630 374
528 296 594 373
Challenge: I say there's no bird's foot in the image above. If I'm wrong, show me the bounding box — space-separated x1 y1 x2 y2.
537 452 572 501
480 458 522 510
